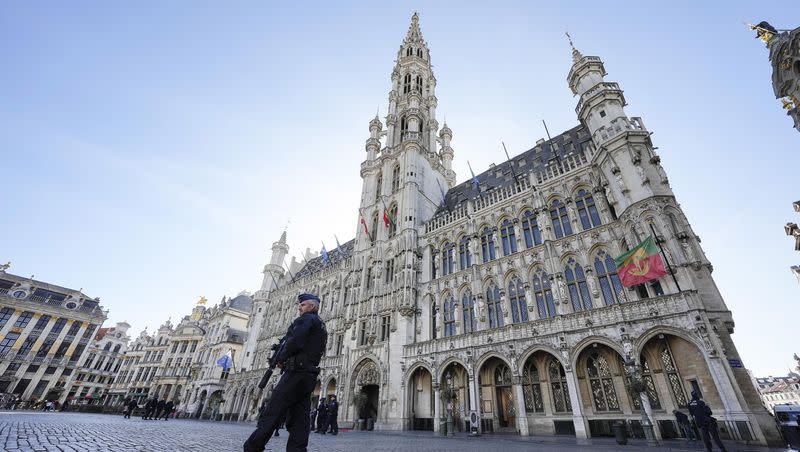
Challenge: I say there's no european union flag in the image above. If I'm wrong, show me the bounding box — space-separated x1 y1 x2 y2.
216 351 232 371
321 243 331 265
467 160 480 190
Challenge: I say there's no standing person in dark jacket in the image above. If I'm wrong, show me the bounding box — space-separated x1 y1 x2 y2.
688 391 727 452
325 394 339 435
126 399 138 419
315 399 327 433
143 397 157 420
155 399 166 420
243 293 327 452
310 404 318 432
162 400 174 420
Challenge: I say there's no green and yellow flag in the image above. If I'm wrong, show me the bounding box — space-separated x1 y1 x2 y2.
614 236 667 287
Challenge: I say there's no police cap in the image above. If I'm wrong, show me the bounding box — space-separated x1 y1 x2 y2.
298 293 320 303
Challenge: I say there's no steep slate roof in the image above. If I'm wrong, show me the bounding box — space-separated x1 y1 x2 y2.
294 239 356 278
435 124 592 215
227 294 253 313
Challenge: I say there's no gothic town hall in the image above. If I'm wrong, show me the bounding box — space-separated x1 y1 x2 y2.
222 13 779 446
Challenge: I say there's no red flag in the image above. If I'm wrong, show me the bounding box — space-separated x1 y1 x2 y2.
383 209 390 227
360 217 370 237
613 236 667 287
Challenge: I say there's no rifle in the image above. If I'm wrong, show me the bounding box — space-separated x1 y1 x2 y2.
258 337 287 390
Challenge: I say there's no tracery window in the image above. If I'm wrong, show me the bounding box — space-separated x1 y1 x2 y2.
480 228 496 262
458 236 472 269
521 210 541 248
461 290 477 333
661 343 688 407
414 75 423 94
441 242 455 276
403 73 411 94
549 360 572 413
384 258 395 284
507 277 528 323
500 219 517 256
532 269 556 319
486 284 504 328
575 189 601 230
443 295 456 337
522 361 544 413
550 200 573 239
587 353 620 412
430 300 437 340
594 250 624 305
391 165 401 192
565 258 593 312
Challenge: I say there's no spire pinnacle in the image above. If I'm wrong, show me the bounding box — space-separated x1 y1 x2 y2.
404 11 425 44
565 32 583 63
279 230 287 244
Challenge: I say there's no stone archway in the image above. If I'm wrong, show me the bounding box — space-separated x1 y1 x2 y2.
575 343 633 437
519 350 575 436
351 359 381 426
205 390 224 420
440 361 470 433
325 378 337 398
407 366 434 431
478 357 518 433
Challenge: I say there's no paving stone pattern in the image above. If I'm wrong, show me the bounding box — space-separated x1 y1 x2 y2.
0 412 785 452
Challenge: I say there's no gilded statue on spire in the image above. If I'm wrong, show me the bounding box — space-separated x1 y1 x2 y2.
198 296 208 305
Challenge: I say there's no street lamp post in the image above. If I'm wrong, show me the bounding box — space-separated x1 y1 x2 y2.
625 359 659 447
445 371 455 437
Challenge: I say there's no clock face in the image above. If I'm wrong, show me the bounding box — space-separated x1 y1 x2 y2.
12 290 27 299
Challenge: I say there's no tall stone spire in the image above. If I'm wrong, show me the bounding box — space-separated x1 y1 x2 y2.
566 32 583 63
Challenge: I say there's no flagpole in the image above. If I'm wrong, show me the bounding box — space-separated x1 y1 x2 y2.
283 258 295 282
648 224 682 293
501 141 521 185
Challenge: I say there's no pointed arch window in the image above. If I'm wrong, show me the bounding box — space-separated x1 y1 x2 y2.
575 189 602 230
500 219 517 255
406 47 413 57
384 258 395 284
661 343 688 407
414 75 423 94
507 277 528 323
565 258 593 312
550 199 572 239
486 284 504 328
461 290 477 333
532 269 556 319
416 48 423 58
521 210 541 248
374 173 382 202
440 242 455 276
594 250 624 306
388 204 398 237
522 361 544 413
401 116 408 132
370 212 379 242
391 165 401 192
548 360 572 413
480 228 496 262
458 236 472 270
403 73 411 94
442 295 456 337
587 352 620 411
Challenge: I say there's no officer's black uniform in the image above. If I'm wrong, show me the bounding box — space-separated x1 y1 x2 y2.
315 400 327 433
243 294 327 452
688 391 727 452
326 396 339 435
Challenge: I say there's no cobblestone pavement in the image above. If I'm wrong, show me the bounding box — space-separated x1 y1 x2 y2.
0 412 789 452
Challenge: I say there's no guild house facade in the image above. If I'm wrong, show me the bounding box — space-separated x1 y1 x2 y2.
221 14 780 446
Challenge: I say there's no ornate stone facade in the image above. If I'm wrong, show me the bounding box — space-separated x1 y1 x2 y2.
752 21 800 132
222 14 781 445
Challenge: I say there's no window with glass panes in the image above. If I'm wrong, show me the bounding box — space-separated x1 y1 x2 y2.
32 315 51 331
461 291 477 333
532 270 556 319
0 332 20 354
458 236 472 269
521 210 541 247
442 296 456 337
565 258 593 311
486 285 504 328
500 219 517 255
66 321 82 336
380 315 391 342
13 311 33 328
0 307 14 327
575 189 601 230
480 228 496 262
594 251 624 305
508 277 528 323
549 200 572 238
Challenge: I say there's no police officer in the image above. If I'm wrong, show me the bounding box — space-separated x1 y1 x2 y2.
315 398 327 433
688 390 728 452
326 394 339 435
243 293 327 452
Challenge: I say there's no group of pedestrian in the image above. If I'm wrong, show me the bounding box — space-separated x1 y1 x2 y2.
672 390 728 452
122 396 174 421
310 394 339 435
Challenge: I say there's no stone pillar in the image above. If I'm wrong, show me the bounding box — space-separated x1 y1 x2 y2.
499 288 511 326
433 383 442 433
564 369 590 441
512 376 530 436
523 283 537 321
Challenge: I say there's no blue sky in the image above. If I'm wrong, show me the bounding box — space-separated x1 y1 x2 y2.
1 2 797 376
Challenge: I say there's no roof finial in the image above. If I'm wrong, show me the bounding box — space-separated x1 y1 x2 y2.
0 261 9 272
565 31 583 63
